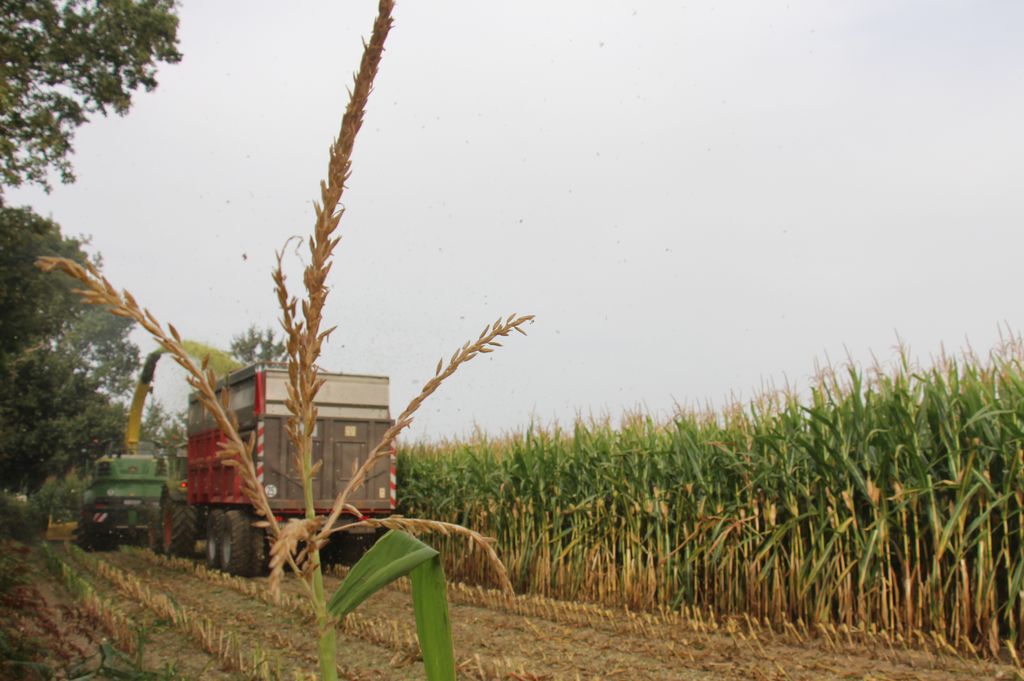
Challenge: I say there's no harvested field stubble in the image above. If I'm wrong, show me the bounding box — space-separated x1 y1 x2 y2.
101 547 1018 680
42 546 140 656
54 544 281 679
127 547 547 680
399 340 1024 662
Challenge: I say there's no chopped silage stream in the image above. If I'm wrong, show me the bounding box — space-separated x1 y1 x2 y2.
82 546 1016 680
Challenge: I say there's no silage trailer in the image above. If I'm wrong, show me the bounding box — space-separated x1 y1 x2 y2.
154 363 396 576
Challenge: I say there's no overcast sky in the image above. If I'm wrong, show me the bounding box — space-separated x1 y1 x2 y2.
9 0 1024 440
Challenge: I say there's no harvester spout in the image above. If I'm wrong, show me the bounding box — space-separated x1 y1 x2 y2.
124 351 162 454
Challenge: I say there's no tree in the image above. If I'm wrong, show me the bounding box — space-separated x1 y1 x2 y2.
0 206 139 491
230 324 287 364
0 206 97 363
0 0 181 192
140 400 186 451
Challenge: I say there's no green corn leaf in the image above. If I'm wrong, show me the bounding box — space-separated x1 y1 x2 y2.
411 552 456 681
327 529 438 617
327 529 456 681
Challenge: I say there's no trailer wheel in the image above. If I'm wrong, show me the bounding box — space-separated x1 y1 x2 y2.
218 510 254 576
206 509 225 569
248 521 267 576
162 497 197 557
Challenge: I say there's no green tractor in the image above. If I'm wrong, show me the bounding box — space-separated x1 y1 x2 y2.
77 451 169 550
77 352 176 551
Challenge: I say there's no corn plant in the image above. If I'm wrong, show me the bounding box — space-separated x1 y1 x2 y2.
399 339 1024 661
37 1 530 679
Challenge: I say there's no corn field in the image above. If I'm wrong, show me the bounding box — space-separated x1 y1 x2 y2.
398 340 1024 660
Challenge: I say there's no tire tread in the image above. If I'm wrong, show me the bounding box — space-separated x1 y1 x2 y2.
221 510 254 576
164 499 198 557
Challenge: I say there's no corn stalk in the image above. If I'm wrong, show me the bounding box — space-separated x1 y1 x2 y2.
399 338 1024 663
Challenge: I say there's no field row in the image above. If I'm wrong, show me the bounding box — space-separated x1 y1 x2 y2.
125 547 543 680
52 544 1013 680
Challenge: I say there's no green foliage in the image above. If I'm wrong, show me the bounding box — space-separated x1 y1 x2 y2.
0 0 182 192
0 206 139 491
0 206 86 360
139 401 185 451
328 530 455 681
408 549 455 681
328 529 438 616
0 494 44 541
229 324 287 364
0 344 129 490
30 471 86 523
63 299 142 396
399 344 1024 656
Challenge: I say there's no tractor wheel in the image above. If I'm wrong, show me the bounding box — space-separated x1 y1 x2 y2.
219 510 254 576
162 498 197 557
87 531 114 552
76 527 94 551
147 511 163 554
206 509 225 569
